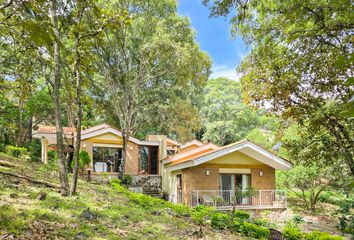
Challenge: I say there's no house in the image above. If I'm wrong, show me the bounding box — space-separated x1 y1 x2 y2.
33 124 292 210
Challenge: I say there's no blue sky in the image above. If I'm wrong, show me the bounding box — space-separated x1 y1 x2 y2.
177 0 248 80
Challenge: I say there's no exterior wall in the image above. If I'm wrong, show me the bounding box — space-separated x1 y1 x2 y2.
125 141 139 174
176 163 275 205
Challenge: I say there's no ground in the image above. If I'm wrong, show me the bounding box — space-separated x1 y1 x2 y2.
0 153 243 240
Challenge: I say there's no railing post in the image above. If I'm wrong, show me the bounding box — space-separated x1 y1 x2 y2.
196 190 199 206
259 190 262 207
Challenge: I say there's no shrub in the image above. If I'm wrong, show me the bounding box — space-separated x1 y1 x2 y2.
0 143 5 152
211 212 231 230
239 221 270 239
252 218 274 228
26 139 41 162
122 174 132 185
292 215 305 224
283 224 303 240
191 205 215 225
233 209 250 221
304 231 343 240
5 145 27 157
48 150 57 161
79 150 91 170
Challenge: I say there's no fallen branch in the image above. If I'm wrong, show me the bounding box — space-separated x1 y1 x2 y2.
0 170 60 189
0 160 16 168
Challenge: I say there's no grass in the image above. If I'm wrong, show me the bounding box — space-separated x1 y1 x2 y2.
0 154 240 239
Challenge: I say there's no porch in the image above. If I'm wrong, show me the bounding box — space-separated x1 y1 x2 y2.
188 190 287 210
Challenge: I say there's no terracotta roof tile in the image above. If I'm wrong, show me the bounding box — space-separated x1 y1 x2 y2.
37 125 75 135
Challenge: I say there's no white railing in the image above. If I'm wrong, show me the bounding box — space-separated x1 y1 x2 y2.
190 190 287 209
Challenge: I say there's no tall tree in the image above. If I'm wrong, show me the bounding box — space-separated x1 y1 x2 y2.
200 77 261 146
94 0 211 179
50 0 69 196
203 0 354 174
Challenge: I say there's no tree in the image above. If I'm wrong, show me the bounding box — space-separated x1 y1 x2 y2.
278 164 335 211
94 0 211 179
200 78 261 145
203 0 354 175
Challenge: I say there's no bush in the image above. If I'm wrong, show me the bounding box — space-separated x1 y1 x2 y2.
304 231 343 240
48 150 57 161
233 209 250 221
292 215 305 224
0 143 5 152
26 139 41 162
252 218 274 228
239 221 270 239
283 224 303 240
79 150 91 170
122 174 132 185
5 145 27 157
191 205 215 225
211 212 231 230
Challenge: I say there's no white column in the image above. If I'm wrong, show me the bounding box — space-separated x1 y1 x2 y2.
41 137 48 164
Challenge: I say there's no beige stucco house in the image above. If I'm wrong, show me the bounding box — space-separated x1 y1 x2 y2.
34 124 292 209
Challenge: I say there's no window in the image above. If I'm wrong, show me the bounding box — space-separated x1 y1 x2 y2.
93 147 122 172
139 146 159 174
220 173 251 205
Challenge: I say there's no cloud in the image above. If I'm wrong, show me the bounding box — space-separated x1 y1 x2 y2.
210 65 241 81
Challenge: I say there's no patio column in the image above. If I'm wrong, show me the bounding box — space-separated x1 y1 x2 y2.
41 137 48 164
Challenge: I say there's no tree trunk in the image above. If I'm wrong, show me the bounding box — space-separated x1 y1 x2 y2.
70 33 82 195
27 115 32 141
118 132 128 180
51 0 69 196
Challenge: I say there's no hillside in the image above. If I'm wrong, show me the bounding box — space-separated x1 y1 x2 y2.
0 154 240 240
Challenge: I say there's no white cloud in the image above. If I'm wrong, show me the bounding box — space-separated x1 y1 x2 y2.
210 65 241 81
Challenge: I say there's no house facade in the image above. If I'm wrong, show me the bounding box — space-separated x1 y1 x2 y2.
34 124 292 210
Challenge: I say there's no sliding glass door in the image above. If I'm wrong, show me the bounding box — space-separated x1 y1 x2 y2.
220 173 251 205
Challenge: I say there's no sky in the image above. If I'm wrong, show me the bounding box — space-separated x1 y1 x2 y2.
177 0 249 80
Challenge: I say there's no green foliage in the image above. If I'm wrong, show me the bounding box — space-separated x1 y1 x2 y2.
110 178 191 217
0 204 26 234
200 77 267 145
210 212 231 230
25 139 41 162
304 231 343 240
78 150 91 170
336 192 354 236
291 215 305 225
204 0 354 176
5 145 27 158
233 209 250 221
239 221 270 239
122 174 132 185
191 205 215 225
47 150 57 162
278 164 332 211
283 224 303 240
0 143 5 152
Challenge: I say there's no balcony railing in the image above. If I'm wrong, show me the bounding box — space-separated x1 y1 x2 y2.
190 190 287 209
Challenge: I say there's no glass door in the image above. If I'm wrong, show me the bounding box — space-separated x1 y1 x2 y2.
220 174 235 205
235 174 251 205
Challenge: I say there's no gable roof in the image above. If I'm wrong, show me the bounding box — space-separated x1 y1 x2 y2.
165 142 220 165
80 125 159 146
165 140 292 171
34 124 160 146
